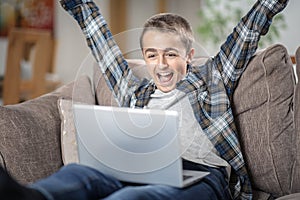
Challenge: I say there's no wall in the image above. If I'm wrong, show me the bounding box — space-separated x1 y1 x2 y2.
0 38 7 76
53 0 109 84
0 0 299 84
52 0 201 84
277 0 300 53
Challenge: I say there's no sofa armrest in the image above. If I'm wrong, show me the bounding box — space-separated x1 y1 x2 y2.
0 93 63 184
0 75 95 184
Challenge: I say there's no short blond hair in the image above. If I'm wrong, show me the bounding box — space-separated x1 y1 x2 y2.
140 13 195 53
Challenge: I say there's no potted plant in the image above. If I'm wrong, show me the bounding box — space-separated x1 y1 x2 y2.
197 0 286 53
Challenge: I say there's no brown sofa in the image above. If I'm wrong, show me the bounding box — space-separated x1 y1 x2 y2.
0 44 299 199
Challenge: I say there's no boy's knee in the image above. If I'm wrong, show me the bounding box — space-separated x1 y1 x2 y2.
113 186 153 200
108 185 177 200
59 163 89 174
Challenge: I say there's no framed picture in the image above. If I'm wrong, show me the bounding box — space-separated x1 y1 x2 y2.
0 0 54 37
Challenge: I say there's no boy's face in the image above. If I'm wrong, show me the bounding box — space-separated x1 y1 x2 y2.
141 30 194 93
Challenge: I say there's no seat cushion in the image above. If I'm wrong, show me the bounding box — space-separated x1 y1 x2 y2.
233 44 295 197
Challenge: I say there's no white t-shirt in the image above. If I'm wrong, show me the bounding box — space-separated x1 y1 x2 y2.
146 89 229 169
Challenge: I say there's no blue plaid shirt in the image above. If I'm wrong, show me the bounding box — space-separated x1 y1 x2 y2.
60 0 288 199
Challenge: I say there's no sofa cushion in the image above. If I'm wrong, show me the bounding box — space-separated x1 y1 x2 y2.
0 75 93 184
93 59 152 106
0 151 4 169
58 99 80 165
291 46 300 193
232 44 295 197
93 62 117 106
58 99 79 165
58 76 96 165
276 193 300 200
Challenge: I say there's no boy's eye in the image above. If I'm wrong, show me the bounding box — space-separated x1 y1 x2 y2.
146 53 157 59
165 52 178 58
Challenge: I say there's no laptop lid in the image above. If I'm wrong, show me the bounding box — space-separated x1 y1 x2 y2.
73 104 208 187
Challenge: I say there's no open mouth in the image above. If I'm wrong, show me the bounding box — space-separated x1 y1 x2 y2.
157 72 173 84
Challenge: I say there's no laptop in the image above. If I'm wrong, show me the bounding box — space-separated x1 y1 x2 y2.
73 104 210 188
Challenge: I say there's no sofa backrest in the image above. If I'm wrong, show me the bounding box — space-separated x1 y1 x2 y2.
232 44 296 198
291 46 300 193
93 44 298 198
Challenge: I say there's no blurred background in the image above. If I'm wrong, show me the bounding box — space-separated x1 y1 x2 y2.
0 0 299 104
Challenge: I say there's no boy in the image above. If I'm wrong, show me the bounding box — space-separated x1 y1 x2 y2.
0 0 288 199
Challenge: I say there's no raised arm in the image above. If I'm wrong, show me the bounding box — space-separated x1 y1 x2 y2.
213 0 288 96
60 0 138 106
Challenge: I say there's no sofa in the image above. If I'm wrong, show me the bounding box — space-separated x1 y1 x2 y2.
0 43 299 200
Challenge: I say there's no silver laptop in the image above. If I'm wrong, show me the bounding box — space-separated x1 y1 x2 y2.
73 104 209 188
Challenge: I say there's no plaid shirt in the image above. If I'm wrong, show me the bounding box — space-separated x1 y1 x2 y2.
60 0 288 199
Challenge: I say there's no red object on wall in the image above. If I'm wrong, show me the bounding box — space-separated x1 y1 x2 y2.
0 0 54 37
20 0 54 30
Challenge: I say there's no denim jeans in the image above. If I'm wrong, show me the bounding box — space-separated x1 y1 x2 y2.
30 160 231 200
